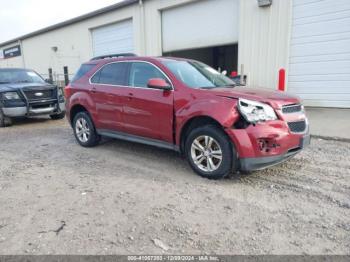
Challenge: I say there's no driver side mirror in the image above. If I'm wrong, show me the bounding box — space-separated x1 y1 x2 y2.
147 78 172 91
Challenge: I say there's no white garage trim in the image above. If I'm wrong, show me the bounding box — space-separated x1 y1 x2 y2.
288 0 350 108
161 0 239 53
92 19 134 57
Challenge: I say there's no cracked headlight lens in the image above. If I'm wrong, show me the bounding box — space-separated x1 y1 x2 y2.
238 98 277 123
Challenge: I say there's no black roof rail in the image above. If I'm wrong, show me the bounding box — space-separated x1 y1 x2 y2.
90 53 137 61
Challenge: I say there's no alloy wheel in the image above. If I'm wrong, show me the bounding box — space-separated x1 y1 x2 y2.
75 117 90 143
190 135 223 172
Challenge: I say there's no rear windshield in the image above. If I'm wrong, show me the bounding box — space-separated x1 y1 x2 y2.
71 64 96 83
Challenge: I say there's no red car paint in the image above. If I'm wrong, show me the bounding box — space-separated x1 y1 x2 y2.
65 56 309 171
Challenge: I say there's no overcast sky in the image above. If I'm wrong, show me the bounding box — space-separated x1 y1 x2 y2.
0 0 124 43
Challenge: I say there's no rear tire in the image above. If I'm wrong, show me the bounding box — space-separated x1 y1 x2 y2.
73 112 100 147
185 125 236 179
0 109 12 127
50 112 66 120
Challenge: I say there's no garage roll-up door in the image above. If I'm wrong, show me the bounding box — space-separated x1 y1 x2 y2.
92 19 134 57
161 0 239 53
288 0 350 108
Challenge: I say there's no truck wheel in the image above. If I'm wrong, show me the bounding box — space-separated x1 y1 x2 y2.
0 109 12 127
50 112 66 120
73 111 100 147
185 125 236 179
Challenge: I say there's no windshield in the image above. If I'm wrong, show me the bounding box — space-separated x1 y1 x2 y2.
162 60 235 89
0 69 46 84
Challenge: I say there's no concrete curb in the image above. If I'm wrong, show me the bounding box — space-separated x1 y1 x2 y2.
311 135 350 143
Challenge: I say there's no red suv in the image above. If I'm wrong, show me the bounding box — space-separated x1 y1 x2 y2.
65 54 310 179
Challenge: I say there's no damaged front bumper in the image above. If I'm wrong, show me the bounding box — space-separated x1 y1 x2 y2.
239 133 311 171
226 118 311 172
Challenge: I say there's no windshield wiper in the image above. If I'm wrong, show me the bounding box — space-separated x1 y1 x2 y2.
0 81 10 84
198 86 216 89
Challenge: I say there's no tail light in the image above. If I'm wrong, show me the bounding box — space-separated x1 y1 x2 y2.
64 84 72 99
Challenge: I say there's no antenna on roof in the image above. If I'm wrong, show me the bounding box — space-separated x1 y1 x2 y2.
90 53 137 61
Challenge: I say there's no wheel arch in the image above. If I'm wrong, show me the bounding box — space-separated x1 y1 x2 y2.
69 104 89 126
179 115 225 154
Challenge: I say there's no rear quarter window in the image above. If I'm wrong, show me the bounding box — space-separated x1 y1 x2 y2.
71 64 96 83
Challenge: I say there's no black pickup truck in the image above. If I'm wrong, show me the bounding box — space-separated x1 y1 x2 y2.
0 68 65 127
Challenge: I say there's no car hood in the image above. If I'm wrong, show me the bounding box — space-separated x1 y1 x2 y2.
207 86 301 109
0 82 56 92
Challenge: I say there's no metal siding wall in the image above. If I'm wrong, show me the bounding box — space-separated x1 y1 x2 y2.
0 4 139 77
0 0 292 89
238 0 292 90
0 0 193 71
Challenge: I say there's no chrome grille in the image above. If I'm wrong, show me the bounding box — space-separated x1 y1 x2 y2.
23 89 56 101
288 120 307 133
282 104 302 114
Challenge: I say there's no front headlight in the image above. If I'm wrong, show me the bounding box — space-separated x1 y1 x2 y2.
238 98 277 123
3 92 20 100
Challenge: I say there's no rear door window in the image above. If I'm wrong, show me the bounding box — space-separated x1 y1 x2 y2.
92 62 129 86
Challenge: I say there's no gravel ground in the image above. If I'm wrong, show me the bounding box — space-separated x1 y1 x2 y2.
0 118 349 255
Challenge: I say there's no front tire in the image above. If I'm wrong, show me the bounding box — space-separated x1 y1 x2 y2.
73 112 100 147
185 125 236 179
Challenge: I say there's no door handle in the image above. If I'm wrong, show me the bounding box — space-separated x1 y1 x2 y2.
90 87 97 93
127 92 133 100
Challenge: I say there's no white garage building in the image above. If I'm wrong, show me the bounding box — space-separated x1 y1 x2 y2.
0 0 349 108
